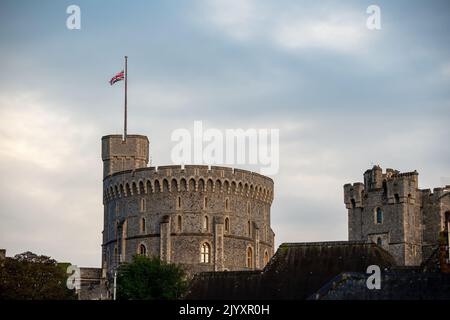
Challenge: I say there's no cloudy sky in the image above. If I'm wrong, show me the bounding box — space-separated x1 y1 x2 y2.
0 0 449 267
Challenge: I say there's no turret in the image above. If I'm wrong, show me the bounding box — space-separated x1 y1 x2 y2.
364 165 383 191
344 183 365 209
386 171 419 204
101 135 149 178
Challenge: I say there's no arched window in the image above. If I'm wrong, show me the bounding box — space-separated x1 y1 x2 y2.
225 198 229 211
198 179 205 191
200 242 210 263
203 215 209 231
375 207 383 224
171 179 177 192
141 218 146 233
139 244 147 256
264 250 269 266
376 237 382 246
204 197 208 209
225 217 230 233
163 179 169 192
188 178 195 191
180 178 187 191
154 179 161 193
247 220 251 237
176 196 181 210
177 215 182 232
140 198 146 212
247 246 253 268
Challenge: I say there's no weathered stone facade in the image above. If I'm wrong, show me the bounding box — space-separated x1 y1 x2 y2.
79 267 107 300
101 134 275 279
344 165 450 266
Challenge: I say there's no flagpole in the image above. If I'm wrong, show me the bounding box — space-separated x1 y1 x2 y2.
124 55 128 141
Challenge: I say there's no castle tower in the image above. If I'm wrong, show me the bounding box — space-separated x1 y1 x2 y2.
344 166 423 266
101 129 275 285
101 135 149 178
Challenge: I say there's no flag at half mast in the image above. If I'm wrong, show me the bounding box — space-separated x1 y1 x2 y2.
110 56 128 140
109 70 124 85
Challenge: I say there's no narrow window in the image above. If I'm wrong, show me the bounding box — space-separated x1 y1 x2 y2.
204 197 208 209
247 247 253 268
203 215 209 231
225 217 230 233
139 244 146 256
141 218 146 233
445 211 450 232
225 198 229 210
140 198 146 212
200 242 210 263
177 215 182 232
376 207 383 224
394 194 400 203
177 196 181 209
248 220 251 237
247 202 250 214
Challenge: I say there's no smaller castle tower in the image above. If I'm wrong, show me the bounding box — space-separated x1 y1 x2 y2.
101 135 149 178
345 166 450 266
345 166 425 266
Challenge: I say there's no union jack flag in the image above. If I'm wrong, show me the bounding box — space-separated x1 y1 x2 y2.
109 70 124 85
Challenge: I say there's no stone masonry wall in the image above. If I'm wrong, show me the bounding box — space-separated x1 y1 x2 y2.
102 164 275 277
345 166 450 266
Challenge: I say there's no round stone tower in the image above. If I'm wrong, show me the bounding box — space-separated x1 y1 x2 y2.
101 134 275 277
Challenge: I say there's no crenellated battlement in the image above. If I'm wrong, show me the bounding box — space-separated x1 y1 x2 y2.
103 164 274 204
344 183 365 209
391 171 419 178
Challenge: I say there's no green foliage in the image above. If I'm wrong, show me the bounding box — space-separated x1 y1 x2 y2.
117 255 188 300
0 251 77 300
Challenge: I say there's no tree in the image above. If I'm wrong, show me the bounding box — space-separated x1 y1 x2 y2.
117 255 188 300
0 251 77 300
